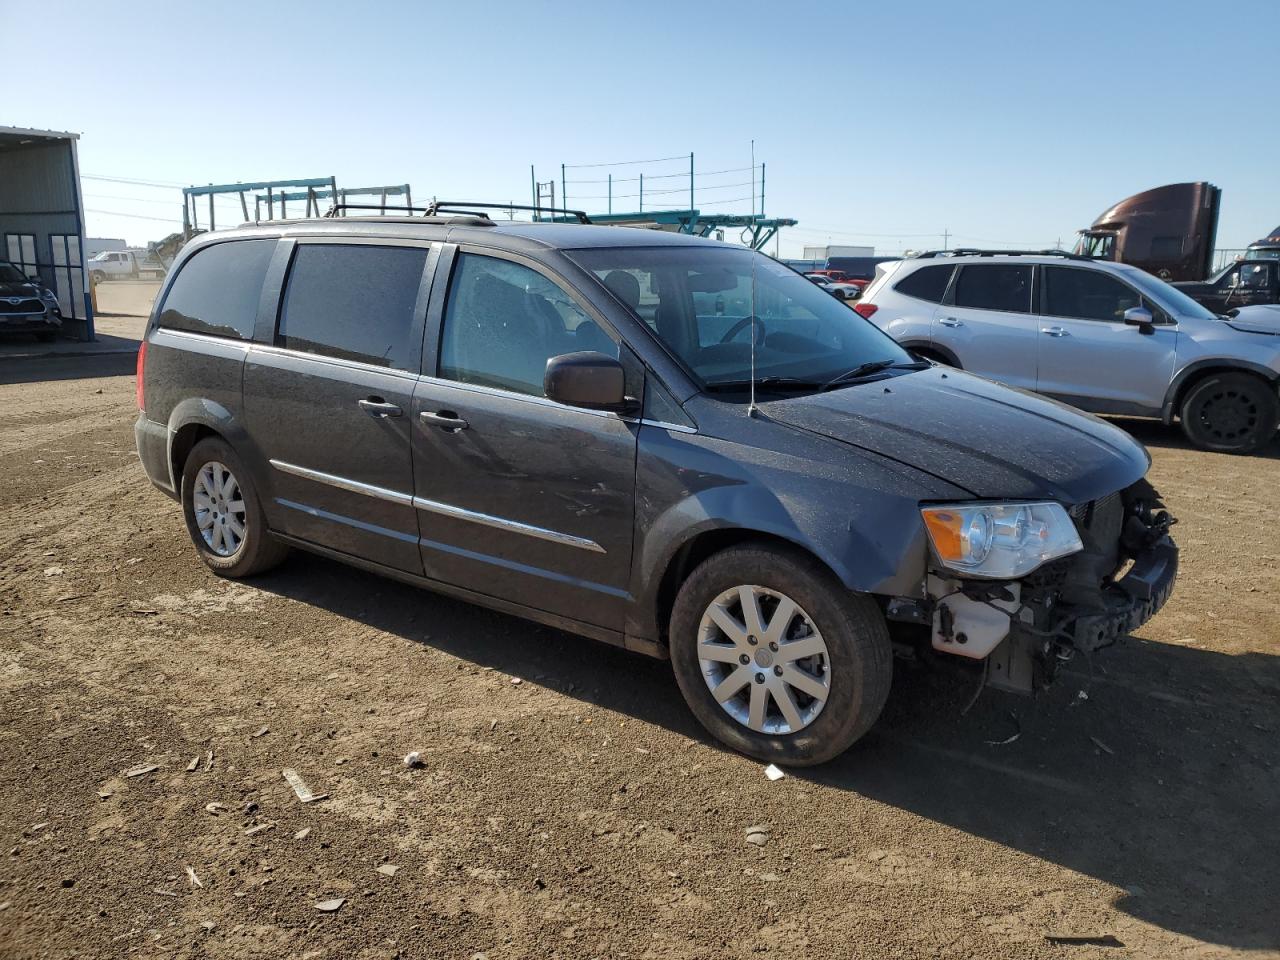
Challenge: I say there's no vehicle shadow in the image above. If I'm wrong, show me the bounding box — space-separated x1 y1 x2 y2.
0 349 137 386
1107 415 1280 459
254 551 1280 951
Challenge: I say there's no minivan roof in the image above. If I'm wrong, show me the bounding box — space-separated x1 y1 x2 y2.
201 217 725 251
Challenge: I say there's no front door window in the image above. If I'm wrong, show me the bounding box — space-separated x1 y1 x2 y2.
439 253 617 397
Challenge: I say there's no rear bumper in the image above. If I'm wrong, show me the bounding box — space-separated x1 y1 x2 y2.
135 414 178 500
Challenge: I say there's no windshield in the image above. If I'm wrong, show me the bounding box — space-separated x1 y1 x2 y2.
567 245 911 390
1115 264 1219 321
0 262 28 283
1073 232 1116 259
1248 247 1280 261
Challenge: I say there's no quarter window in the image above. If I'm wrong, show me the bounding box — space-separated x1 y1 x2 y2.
1043 267 1141 322
439 254 615 396
952 264 1033 314
894 264 953 303
158 239 276 340
278 244 428 370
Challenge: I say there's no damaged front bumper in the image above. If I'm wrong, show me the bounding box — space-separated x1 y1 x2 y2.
892 480 1178 694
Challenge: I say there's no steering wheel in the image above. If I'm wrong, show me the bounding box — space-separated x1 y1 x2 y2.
719 315 767 346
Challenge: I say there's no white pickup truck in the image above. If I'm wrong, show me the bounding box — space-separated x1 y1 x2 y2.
88 250 166 283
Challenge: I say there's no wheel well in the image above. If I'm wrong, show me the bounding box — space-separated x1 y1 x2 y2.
1169 365 1276 420
169 423 220 488
903 343 959 368
653 529 838 645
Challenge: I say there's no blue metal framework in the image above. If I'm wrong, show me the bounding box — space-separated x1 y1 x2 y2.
182 177 336 234
255 184 412 220
586 209 797 251
532 152 793 250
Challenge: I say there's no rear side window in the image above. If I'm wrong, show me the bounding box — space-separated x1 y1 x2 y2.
158 239 275 339
1043 266 1141 322
277 244 427 370
953 264 1032 313
894 264 953 303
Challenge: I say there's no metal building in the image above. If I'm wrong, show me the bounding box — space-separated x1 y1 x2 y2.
0 126 93 340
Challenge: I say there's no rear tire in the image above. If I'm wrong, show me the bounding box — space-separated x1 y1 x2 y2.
1179 372 1278 453
669 543 892 767
181 437 289 577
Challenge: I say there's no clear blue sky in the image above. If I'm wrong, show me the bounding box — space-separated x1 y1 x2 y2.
9 0 1277 255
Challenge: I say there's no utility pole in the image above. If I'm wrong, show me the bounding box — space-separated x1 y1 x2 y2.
942 228 950 251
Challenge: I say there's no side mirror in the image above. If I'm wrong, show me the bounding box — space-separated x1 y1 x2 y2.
544 351 633 412
1123 306 1155 335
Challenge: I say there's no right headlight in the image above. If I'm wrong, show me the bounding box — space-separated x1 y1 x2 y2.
920 501 1083 579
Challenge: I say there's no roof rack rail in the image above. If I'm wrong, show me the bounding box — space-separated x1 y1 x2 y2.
425 200 592 224
324 203 433 217
913 248 1091 261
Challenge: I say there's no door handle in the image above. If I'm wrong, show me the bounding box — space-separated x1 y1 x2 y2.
1041 327 1070 337
420 410 469 432
358 397 403 418
938 317 964 328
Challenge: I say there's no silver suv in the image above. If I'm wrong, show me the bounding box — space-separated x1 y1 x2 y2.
857 250 1280 453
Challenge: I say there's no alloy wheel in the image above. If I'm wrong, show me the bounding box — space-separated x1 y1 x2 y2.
696 585 831 735
192 461 247 557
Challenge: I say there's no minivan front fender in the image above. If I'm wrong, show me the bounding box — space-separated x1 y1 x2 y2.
627 426 954 644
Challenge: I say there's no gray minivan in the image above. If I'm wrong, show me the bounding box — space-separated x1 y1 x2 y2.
135 208 1178 765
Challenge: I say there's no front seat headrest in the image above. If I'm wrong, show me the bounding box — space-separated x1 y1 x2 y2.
603 270 641 312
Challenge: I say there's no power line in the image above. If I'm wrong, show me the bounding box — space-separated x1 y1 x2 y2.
85 206 184 222
570 180 756 201
566 165 758 185
562 154 690 169
82 173 185 188
84 192 185 206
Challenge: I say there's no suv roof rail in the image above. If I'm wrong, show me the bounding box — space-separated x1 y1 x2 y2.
425 200 592 224
913 248 1092 261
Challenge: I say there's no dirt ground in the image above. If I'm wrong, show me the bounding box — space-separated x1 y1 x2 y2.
0 351 1277 960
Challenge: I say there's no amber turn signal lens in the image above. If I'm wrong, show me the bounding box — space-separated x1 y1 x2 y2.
921 509 965 562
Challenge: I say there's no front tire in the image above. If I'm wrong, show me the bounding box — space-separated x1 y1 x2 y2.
669 544 892 766
1179 372 1278 453
181 437 289 577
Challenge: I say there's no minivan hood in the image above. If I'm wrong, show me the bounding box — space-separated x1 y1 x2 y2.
763 368 1149 503
1224 306 1280 336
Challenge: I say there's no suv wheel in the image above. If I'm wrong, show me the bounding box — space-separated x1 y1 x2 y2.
181 437 289 577
1179 372 1279 454
669 544 892 766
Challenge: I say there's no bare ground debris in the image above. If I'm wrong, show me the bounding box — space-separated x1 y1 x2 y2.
0 360 1277 957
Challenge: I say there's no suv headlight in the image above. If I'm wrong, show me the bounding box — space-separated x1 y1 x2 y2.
920 501 1082 579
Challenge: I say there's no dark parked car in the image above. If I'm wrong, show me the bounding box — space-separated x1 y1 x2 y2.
0 260 63 341
1175 259 1279 312
135 208 1178 765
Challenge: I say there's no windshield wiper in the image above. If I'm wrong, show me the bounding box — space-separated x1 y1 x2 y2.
704 376 825 393
821 359 929 391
